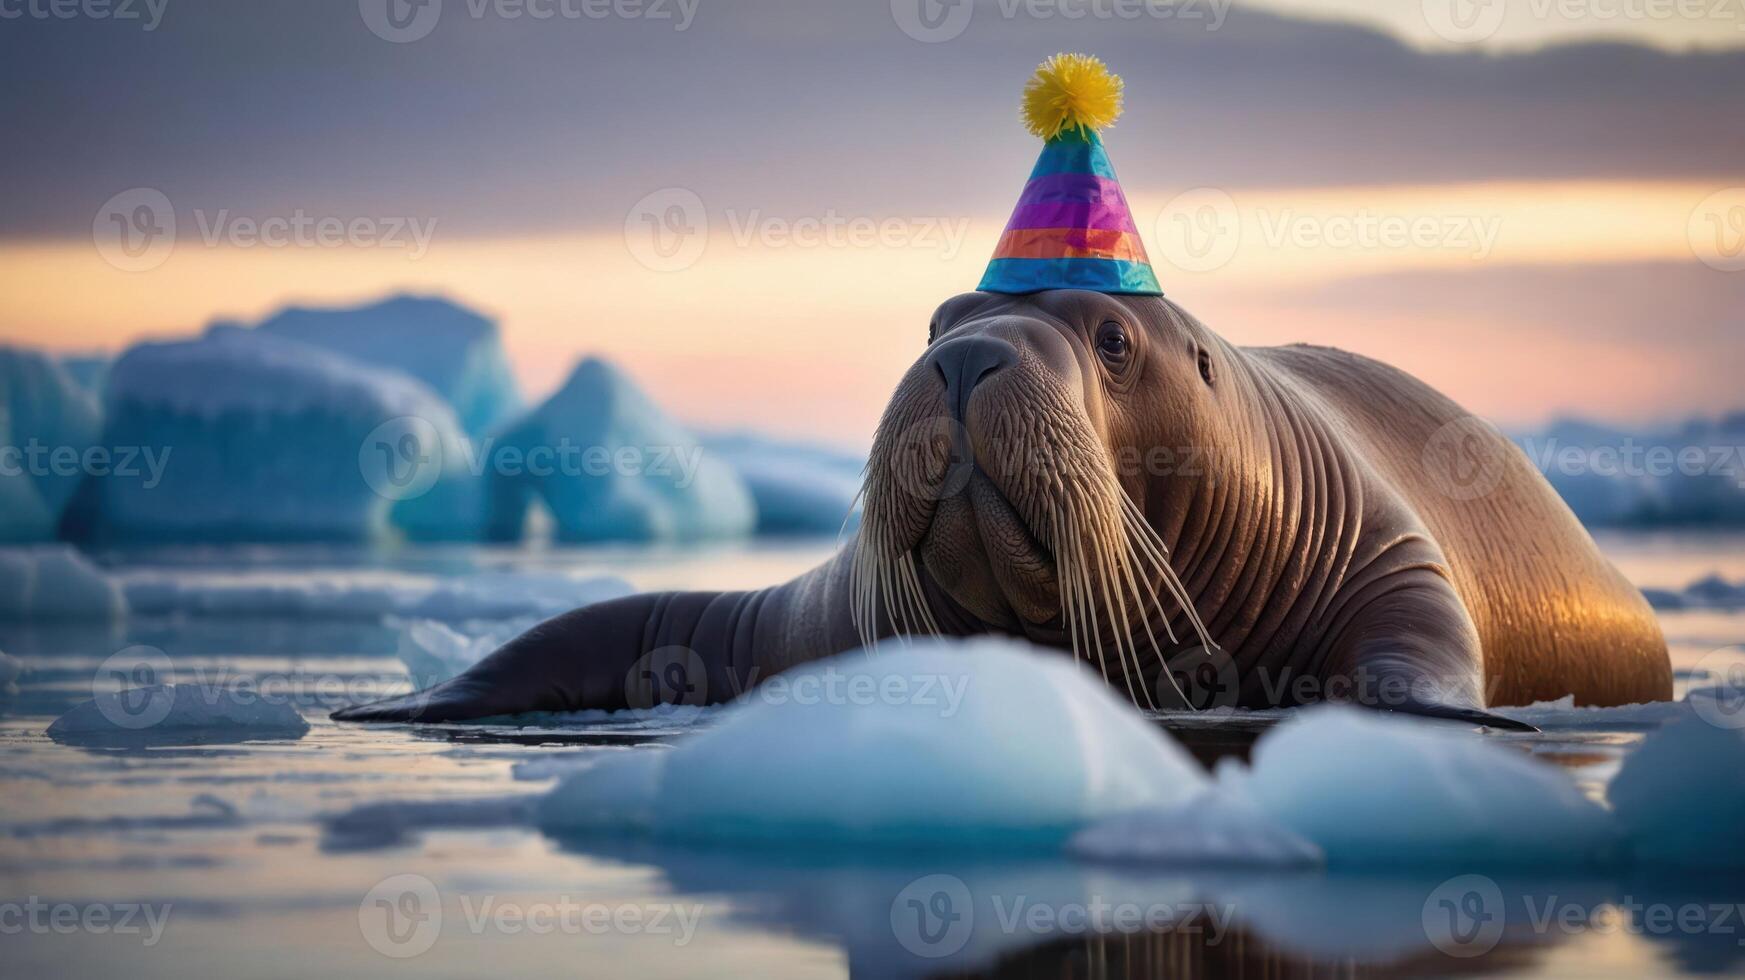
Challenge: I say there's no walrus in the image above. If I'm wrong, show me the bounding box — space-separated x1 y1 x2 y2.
334 290 1672 729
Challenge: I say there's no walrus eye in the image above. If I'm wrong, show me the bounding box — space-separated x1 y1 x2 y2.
1096 323 1129 362
1198 347 1215 385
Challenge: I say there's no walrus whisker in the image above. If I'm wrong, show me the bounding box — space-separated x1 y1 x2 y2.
1119 494 1218 653
1094 523 1151 709
898 551 940 636
1053 509 1086 671
1116 536 1186 707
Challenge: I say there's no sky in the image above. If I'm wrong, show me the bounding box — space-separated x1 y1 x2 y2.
1 0 1742 447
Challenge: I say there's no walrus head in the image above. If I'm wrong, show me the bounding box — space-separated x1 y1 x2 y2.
856 289 1243 704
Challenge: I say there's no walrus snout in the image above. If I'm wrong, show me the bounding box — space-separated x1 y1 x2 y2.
925 334 1019 426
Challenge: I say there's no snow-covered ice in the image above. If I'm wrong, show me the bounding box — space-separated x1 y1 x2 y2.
0 545 126 620
1220 706 1619 867
488 357 755 543
539 637 1211 845
253 294 522 436
69 326 466 543
47 683 311 738
703 431 864 535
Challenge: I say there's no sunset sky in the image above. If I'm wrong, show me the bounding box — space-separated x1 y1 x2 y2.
2 0 1741 447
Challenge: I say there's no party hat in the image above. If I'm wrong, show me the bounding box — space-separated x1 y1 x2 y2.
978 54 1162 296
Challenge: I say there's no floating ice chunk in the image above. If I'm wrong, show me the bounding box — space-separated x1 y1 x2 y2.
69 326 465 544
539 637 1209 846
1224 706 1618 867
702 432 864 535
392 615 542 686
322 794 538 851
0 545 126 621
1608 707 1745 869
489 357 755 543
255 294 522 437
120 568 629 622
537 750 668 832
1067 791 1322 867
1645 572 1745 611
47 684 310 738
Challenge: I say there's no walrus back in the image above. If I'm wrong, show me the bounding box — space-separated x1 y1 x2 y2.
1245 343 1671 707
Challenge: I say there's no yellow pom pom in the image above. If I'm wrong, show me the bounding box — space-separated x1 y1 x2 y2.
1021 53 1124 141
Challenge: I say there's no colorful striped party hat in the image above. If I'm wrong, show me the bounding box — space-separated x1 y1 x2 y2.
979 54 1162 296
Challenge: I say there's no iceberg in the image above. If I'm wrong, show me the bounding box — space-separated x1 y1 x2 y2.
1515 414 1745 526
254 294 521 436
0 545 126 620
0 346 102 540
57 353 111 396
703 431 864 535
538 637 1211 845
488 357 755 543
1221 706 1619 867
1608 707 1745 868
68 326 466 544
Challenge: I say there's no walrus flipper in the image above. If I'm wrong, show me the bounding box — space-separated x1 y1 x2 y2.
332 589 774 724
1318 566 1539 734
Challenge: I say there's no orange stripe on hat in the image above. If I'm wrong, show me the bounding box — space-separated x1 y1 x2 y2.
993 226 1152 263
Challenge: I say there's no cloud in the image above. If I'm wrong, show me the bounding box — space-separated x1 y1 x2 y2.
1 0 1740 239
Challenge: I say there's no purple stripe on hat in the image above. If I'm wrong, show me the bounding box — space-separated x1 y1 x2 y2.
1005 201 1138 233
1006 173 1138 232
1016 172 1129 207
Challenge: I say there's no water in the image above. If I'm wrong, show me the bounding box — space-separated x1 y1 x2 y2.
2 533 1742 979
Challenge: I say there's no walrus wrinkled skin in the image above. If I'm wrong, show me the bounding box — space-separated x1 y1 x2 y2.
335 291 1671 729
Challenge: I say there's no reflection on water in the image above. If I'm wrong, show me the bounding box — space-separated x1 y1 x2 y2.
2 534 1744 978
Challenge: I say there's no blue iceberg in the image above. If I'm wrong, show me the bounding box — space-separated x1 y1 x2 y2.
254 294 521 436
0 346 101 541
487 357 754 543
703 431 864 535
68 327 465 544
